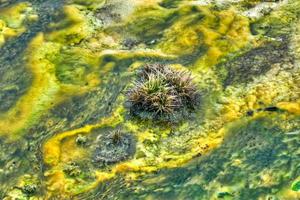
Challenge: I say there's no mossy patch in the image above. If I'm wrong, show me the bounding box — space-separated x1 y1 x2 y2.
46 5 94 45
156 6 251 66
0 2 37 46
121 5 179 44
52 47 99 86
250 0 300 37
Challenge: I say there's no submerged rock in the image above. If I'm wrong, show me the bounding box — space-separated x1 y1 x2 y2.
218 38 292 87
22 184 37 195
93 129 136 166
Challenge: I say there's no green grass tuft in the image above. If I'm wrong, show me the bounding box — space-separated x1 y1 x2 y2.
126 64 200 122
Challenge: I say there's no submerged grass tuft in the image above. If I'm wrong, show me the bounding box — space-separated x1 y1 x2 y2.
126 64 200 122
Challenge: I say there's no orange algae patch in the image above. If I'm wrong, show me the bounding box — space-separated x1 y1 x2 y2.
43 124 95 167
61 136 90 163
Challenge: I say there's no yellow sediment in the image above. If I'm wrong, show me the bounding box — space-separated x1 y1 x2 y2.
132 0 161 6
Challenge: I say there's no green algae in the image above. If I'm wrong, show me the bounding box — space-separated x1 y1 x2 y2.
46 5 95 45
53 47 99 85
0 2 37 113
292 181 300 192
0 0 300 199
67 0 105 9
124 6 179 43
0 2 37 46
250 0 300 37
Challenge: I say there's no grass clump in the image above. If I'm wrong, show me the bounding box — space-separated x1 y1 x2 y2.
93 129 135 166
126 64 200 122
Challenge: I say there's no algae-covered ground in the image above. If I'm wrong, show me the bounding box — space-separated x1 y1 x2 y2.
0 0 300 199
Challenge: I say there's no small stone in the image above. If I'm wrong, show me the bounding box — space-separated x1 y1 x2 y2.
22 184 37 195
246 110 254 116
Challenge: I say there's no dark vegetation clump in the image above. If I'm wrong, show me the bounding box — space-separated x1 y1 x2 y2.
126 64 200 122
93 129 135 166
